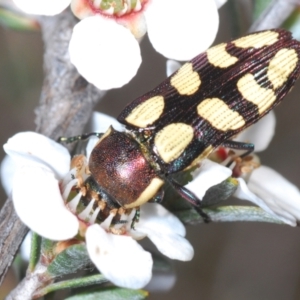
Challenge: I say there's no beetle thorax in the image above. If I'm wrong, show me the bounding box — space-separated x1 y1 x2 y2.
88 127 164 209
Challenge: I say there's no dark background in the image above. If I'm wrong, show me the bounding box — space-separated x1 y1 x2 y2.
1 4 300 299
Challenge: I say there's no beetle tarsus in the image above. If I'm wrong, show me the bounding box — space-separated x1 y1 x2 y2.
168 178 210 222
57 132 103 144
194 206 211 223
131 207 140 230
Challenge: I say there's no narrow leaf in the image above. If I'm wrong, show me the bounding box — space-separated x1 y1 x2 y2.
202 178 238 206
35 274 108 298
175 206 284 225
65 287 148 300
28 232 41 272
47 244 91 277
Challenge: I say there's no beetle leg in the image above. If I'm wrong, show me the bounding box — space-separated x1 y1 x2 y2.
222 140 254 154
131 207 140 229
168 178 210 223
57 132 104 144
222 140 254 167
149 188 165 204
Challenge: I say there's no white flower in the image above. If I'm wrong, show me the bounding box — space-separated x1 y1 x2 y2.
233 112 300 226
143 0 221 61
132 203 194 261
235 167 300 226
1 112 194 289
166 59 182 77
69 0 225 89
20 232 32 262
186 159 233 200
12 0 226 89
68 16 142 90
12 164 79 240
86 223 152 289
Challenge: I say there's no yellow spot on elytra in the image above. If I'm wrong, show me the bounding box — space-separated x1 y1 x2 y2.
197 98 245 131
234 31 279 49
155 123 194 163
237 73 276 114
267 48 298 89
206 43 238 68
124 177 164 208
125 95 164 127
170 63 201 95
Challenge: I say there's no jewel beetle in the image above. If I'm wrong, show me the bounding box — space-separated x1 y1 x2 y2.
60 29 300 226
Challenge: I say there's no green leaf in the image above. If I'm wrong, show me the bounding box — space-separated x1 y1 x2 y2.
47 244 91 277
208 206 284 224
65 287 148 300
41 238 56 261
36 274 108 298
175 206 284 225
0 8 39 31
28 232 42 272
173 208 203 224
163 172 238 223
202 177 238 206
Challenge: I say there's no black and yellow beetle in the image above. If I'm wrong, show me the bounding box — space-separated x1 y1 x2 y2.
61 29 300 226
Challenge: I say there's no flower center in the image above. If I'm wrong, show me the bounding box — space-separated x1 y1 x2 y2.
88 0 146 17
60 155 134 236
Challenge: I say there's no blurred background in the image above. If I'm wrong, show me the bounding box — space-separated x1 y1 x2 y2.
1 1 300 299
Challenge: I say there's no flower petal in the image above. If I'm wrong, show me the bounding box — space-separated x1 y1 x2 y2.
117 12 147 39
86 224 153 289
85 112 125 159
133 203 193 261
166 59 181 77
90 112 124 133
186 159 232 199
214 0 227 9
71 0 94 19
3 132 70 179
146 270 176 292
86 137 100 161
234 177 277 218
1 155 16 195
136 203 186 236
69 16 142 90
12 165 79 240
20 232 32 262
12 0 71 16
150 230 194 261
235 111 276 152
248 166 300 226
145 0 219 60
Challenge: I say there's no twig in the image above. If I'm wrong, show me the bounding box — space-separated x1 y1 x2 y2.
0 8 105 285
0 198 28 285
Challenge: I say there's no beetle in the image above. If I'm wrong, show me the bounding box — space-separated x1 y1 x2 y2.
60 29 300 227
